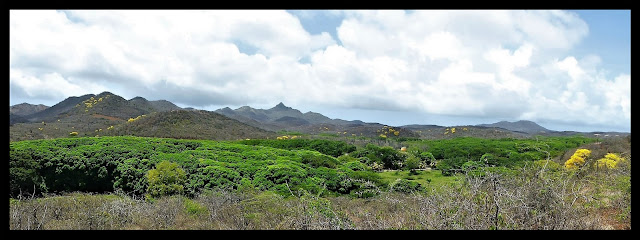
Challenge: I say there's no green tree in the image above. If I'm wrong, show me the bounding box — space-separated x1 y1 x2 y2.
405 154 420 171
146 161 186 198
419 152 436 168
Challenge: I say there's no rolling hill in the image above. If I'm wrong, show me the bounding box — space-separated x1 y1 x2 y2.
9 103 49 116
477 120 550 134
105 109 276 140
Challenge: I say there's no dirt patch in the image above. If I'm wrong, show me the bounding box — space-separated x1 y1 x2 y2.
598 207 630 230
92 114 123 121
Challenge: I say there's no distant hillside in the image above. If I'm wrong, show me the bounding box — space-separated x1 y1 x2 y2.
149 100 182 112
10 103 49 116
69 92 149 120
215 102 338 126
9 113 29 125
22 94 94 122
477 120 551 134
9 92 187 141
401 125 529 139
10 92 182 124
107 110 276 140
215 103 419 138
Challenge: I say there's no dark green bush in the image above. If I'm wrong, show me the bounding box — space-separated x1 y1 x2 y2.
298 150 339 168
390 179 424 193
238 139 356 157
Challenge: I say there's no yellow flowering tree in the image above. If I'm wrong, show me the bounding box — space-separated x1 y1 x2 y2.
596 153 625 170
564 149 591 170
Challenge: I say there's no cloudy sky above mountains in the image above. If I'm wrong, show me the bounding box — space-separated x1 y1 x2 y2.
9 10 630 132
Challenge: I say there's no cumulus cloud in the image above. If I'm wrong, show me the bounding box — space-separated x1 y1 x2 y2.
9 10 629 132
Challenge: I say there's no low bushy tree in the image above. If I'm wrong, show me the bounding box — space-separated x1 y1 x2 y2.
146 161 186 198
564 149 591 170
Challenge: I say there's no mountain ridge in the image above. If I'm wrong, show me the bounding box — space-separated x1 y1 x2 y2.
9 92 277 142
11 92 628 142
10 103 49 116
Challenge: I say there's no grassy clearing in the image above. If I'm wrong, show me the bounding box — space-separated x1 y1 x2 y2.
377 169 460 188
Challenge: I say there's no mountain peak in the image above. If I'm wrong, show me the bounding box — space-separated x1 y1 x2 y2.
129 96 148 101
237 106 255 111
271 102 291 111
97 91 115 97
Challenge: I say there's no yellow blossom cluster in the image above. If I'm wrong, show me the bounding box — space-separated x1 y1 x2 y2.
596 153 626 169
377 126 399 137
276 135 298 140
445 127 458 135
78 95 110 112
128 114 146 123
564 149 591 170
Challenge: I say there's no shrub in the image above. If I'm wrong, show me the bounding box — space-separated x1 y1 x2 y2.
389 179 424 194
146 161 186 198
419 152 436 167
299 151 339 168
253 160 307 193
189 165 241 193
461 161 485 172
341 161 370 172
436 157 467 176
114 157 152 195
404 154 421 170
436 161 453 176
533 160 562 172
564 149 591 170
337 154 358 163
596 153 626 170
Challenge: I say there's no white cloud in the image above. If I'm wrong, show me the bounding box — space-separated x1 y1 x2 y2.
9 10 629 132
10 69 105 101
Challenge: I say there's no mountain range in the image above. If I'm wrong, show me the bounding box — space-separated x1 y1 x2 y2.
10 92 629 142
9 92 272 141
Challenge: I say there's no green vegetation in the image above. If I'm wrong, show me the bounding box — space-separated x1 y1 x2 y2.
404 136 597 175
9 134 630 229
237 138 356 157
377 170 459 188
146 161 187 198
10 136 378 198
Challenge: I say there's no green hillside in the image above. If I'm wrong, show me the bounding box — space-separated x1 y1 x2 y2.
106 110 277 140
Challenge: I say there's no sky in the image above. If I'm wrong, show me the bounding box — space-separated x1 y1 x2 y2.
9 10 631 133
